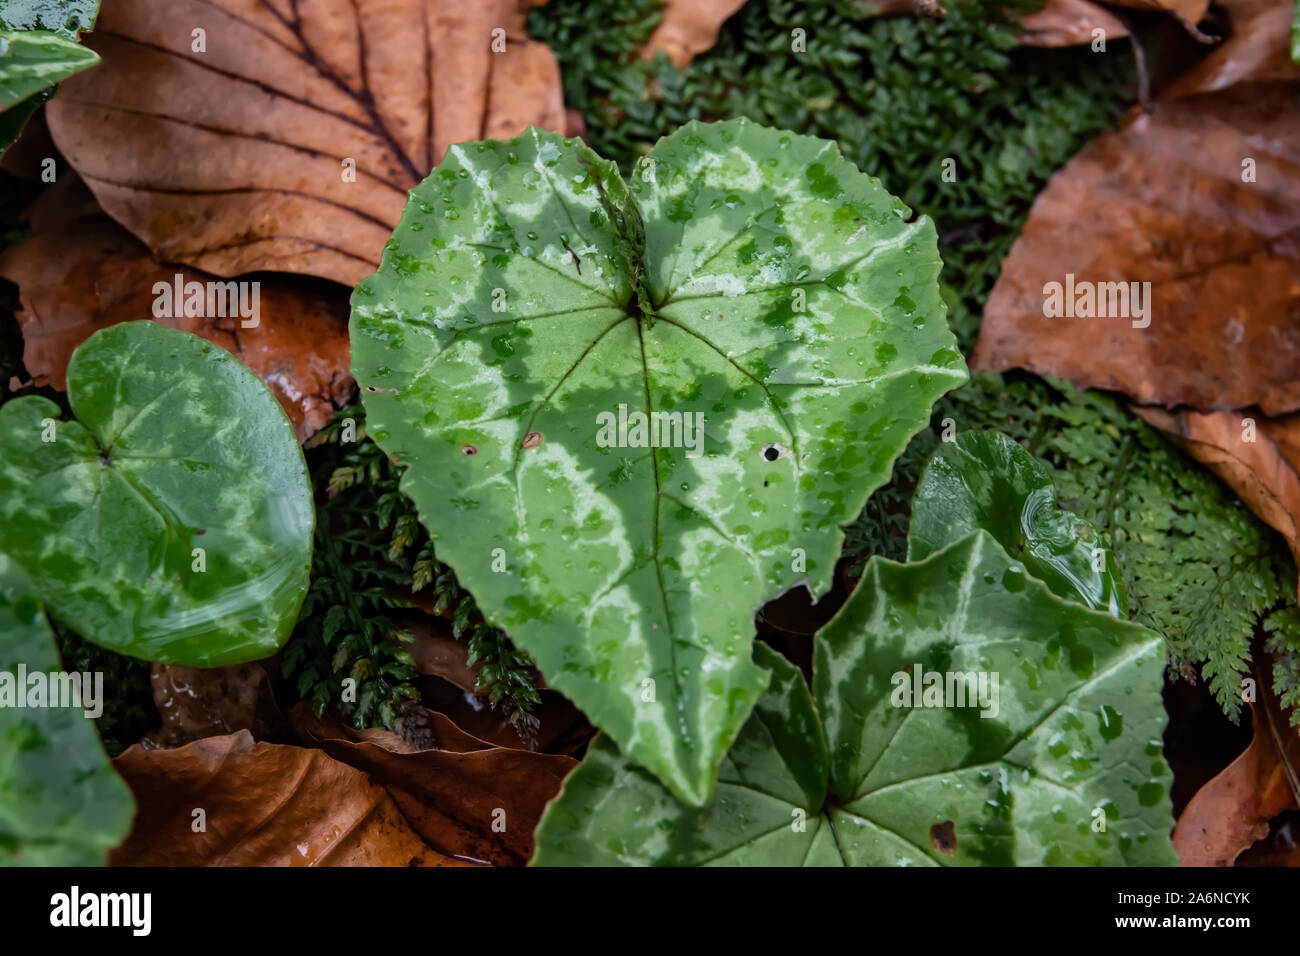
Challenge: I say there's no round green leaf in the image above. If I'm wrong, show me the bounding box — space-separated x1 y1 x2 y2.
0 321 313 665
351 119 967 804
533 531 1176 866
0 554 134 866
908 430 1126 616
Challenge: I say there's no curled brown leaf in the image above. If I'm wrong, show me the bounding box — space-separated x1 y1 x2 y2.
1133 407 1300 586
1018 0 1129 47
1162 0 1300 98
1173 656 1300 866
642 0 749 67
291 706 575 866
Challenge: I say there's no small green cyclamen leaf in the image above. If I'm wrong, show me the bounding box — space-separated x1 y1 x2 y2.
908 429 1126 616
816 531 1174 866
0 29 98 111
533 531 1176 866
351 119 967 804
0 554 134 865
0 321 314 666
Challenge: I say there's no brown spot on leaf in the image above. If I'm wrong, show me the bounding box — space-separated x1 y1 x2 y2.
930 820 958 854
522 431 543 449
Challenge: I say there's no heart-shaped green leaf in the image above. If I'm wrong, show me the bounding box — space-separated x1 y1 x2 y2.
351 119 967 804
0 321 313 666
909 430 1126 616
0 554 134 865
532 531 1176 865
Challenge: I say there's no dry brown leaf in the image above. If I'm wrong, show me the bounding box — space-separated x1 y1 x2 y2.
642 0 750 67
343 703 495 754
971 83 1300 416
1163 0 1300 98
1133 407 1300 576
1018 0 1130 47
1173 654 1300 866
291 705 575 865
46 0 565 286
0 191 353 440
1173 705 1295 864
110 731 466 866
420 676 595 754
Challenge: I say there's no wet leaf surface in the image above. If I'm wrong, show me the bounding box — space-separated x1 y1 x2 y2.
45 0 565 285
147 662 286 748
351 118 967 805
534 531 1177 865
0 321 314 665
909 430 1127 616
0 29 98 110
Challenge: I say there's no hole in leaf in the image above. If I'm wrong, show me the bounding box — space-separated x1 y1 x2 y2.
762 444 782 462
930 820 957 854
460 444 478 456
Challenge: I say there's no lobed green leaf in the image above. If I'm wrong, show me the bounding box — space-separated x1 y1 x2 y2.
534 531 1177 866
351 119 966 803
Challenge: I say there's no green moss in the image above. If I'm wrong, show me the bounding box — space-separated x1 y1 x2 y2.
282 404 542 738
529 0 1133 351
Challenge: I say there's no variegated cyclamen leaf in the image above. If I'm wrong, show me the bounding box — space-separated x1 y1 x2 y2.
0 321 313 666
350 119 967 804
532 531 1177 866
816 531 1175 866
0 554 134 865
908 430 1126 616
